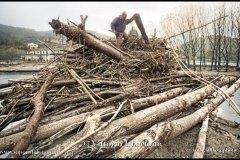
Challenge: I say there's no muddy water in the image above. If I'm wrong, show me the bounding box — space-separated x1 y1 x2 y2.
0 71 36 84
215 86 240 123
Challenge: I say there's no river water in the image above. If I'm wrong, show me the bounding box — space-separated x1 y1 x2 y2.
0 72 240 124
0 72 36 84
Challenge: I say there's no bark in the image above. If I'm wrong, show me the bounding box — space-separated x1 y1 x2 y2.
133 13 149 44
54 100 128 158
91 77 235 144
66 53 79 58
0 83 12 89
7 72 56 158
0 87 185 142
131 87 189 111
0 87 13 98
0 106 113 152
69 68 97 104
25 88 184 158
111 78 240 158
49 19 123 61
192 115 209 158
15 89 121 111
52 78 130 87
149 73 188 82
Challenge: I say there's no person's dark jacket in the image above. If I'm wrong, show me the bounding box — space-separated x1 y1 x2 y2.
111 16 134 33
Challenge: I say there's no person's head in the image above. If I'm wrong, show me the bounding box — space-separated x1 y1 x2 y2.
121 11 127 19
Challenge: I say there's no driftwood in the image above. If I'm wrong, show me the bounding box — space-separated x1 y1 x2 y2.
7 72 56 158
0 86 187 151
0 109 104 151
111 78 240 158
91 77 235 143
192 115 209 158
0 14 239 159
133 13 149 44
54 100 127 158
49 19 123 61
27 86 188 158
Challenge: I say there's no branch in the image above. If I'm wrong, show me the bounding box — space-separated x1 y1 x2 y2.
69 69 97 104
53 100 128 158
166 15 228 40
7 72 56 158
192 115 209 158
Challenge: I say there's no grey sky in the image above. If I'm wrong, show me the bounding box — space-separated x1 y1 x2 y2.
0 2 185 37
0 2 229 37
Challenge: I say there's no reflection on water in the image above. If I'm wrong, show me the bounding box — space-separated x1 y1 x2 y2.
215 86 240 123
0 72 36 84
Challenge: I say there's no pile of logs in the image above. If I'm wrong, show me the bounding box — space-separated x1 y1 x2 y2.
0 16 240 158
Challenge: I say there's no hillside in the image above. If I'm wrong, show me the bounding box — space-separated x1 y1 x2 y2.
0 24 111 61
0 24 111 46
0 24 58 45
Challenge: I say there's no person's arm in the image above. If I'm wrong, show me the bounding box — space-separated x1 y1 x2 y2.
111 17 118 31
126 14 136 25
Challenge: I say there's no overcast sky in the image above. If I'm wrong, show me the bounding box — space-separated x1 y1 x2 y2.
0 2 186 36
0 2 230 37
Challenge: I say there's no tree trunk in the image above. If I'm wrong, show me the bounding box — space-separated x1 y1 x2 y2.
131 87 189 111
7 72 56 158
90 77 235 146
193 55 196 71
0 108 108 151
237 40 240 68
30 87 188 157
49 19 123 61
200 36 203 71
134 13 149 44
111 78 240 158
0 87 186 152
52 78 130 87
210 50 214 70
192 115 209 158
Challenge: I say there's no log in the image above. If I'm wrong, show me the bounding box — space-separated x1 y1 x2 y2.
52 78 130 87
0 87 13 98
0 113 89 152
111 78 240 158
69 68 97 104
0 106 114 152
14 89 121 111
131 87 189 111
30 87 186 158
192 115 209 158
7 72 56 158
49 19 123 61
134 13 149 44
0 83 12 89
54 100 127 158
91 77 235 145
0 87 186 139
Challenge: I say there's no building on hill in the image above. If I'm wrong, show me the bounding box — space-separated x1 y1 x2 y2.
26 43 38 49
24 42 63 62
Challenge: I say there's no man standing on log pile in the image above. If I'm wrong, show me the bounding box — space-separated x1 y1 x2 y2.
111 11 135 47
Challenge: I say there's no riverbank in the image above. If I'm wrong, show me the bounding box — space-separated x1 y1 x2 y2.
0 62 56 72
177 70 240 78
148 116 240 158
